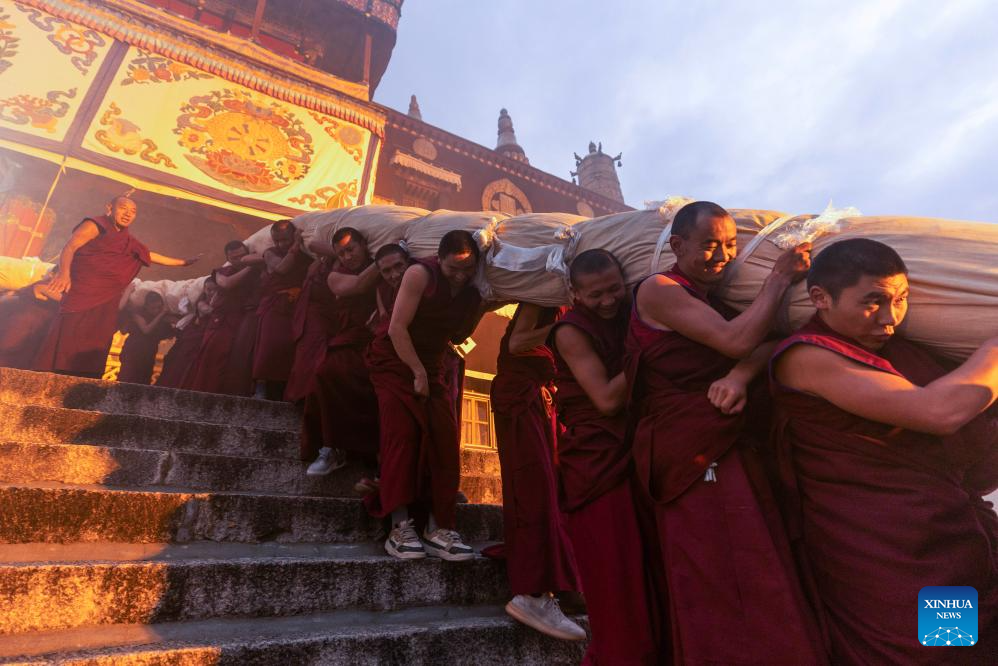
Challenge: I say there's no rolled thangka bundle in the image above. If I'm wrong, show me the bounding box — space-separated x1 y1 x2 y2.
402 210 510 259
483 212 587 306
718 206 998 361
126 276 209 315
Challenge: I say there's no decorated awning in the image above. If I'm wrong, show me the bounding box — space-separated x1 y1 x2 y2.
0 0 386 217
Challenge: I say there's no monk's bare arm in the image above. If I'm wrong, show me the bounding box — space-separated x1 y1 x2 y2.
131 309 166 335
264 246 299 274
388 265 431 396
508 304 556 354
149 252 197 267
50 220 100 294
214 266 254 289
327 262 380 298
708 341 777 415
553 325 627 416
776 339 998 435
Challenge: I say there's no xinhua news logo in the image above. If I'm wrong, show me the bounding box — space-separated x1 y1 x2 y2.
919 586 978 647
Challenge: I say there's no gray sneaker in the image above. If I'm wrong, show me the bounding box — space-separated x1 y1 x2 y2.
505 593 587 641
385 519 426 560
306 447 347 476
422 527 475 561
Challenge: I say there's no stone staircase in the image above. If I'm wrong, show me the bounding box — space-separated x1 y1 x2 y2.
0 368 586 665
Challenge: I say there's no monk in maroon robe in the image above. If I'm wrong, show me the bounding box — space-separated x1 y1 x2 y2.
182 241 261 394
493 303 584 641
551 249 664 665
35 196 194 378
771 238 998 665
157 278 216 389
253 220 311 400
300 228 382 469
0 282 59 369
364 231 484 562
629 201 824 665
284 254 337 403
117 291 174 385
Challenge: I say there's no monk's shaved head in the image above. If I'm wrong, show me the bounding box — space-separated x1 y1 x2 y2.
332 226 367 248
808 238 908 301
671 201 729 239
375 243 409 263
438 230 480 262
569 249 623 288
270 219 294 239
223 240 247 254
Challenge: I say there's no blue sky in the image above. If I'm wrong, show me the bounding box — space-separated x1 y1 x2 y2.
376 1 998 221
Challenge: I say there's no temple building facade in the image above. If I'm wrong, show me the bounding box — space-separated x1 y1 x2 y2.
0 0 629 451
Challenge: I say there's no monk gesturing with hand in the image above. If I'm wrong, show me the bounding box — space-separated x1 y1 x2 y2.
35 196 196 378
771 238 998 665
628 201 825 664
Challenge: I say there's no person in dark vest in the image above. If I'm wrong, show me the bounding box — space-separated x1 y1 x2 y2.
117 291 175 385
34 196 195 378
252 220 311 400
771 238 998 665
492 303 584 641
364 231 484 562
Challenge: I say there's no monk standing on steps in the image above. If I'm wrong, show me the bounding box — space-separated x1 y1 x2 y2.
550 249 663 665
301 227 382 474
770 238 998 665
364 230 484 562
628 200 824 665
157 277 216 389
117 291 174 385
492 303 585 642
34 196 195 378
253 220 311 400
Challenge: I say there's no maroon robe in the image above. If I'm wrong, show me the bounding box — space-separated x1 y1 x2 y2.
627 267 825 665
156 315 206 389
551 303 662 666
284 257 337 403
0 286 58 369
34 216 150 377
252 249 311 382
491 306 579 596
300 260 380 462
183 265 259 394
117 316 174 385
770 315 998 665
363 258 481 529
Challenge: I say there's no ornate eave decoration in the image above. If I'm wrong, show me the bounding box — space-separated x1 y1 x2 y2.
390 150 462 191
17 0 387 136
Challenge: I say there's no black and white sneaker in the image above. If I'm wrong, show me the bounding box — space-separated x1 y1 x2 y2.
385 519 426 560
422 527 475 561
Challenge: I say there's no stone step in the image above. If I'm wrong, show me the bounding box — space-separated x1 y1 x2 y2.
0 542 510 636
0 402 299 459
0 483 503 545
0 441 502 504
0 367 298 432
0 606 588 665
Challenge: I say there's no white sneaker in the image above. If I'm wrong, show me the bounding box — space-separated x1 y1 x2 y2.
505 593 587 641
385 519 426 560
422 527 475 561
306 447 347 476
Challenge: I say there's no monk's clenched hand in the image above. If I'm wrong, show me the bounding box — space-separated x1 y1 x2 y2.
772 242 812 284
707 376 748 415
413 372 430 399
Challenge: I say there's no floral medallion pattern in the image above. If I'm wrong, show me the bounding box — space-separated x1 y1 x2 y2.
95 102 177 168
15 2 106 74
0 88 75 133
122 50 213 86
289 180 359 210
0 12 18 74
309 112 365 164
175 89 314 192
